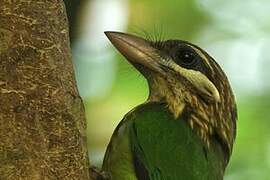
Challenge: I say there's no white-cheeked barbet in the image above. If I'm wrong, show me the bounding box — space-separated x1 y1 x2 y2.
101 32 237 180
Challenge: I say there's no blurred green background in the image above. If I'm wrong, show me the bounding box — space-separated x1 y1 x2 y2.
64 0 270 179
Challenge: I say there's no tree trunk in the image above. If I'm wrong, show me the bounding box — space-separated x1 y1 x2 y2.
0 0 90 179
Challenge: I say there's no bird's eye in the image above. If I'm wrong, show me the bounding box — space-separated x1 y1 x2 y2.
174 48 198 67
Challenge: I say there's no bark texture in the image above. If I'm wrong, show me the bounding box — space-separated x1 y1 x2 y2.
0 0 90 179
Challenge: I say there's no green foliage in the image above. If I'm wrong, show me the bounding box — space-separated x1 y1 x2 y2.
128 0 209 40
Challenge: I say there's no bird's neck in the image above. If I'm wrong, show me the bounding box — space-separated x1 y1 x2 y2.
147 75 186 118
147 75 230 158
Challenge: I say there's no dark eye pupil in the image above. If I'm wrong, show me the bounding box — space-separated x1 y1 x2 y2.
176 50 196 65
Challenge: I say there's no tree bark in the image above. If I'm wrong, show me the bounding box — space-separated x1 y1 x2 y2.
0 0 90 179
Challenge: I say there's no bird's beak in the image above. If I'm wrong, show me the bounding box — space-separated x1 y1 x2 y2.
105 31 164 75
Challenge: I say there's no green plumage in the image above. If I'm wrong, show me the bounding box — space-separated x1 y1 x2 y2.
102 31 237 180
103 102 225 180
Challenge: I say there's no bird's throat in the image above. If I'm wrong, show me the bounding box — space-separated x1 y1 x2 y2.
147 75 186 119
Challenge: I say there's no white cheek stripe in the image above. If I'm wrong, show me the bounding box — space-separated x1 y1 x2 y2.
169 62 220 103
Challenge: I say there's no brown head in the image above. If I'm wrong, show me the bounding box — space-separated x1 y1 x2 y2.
105 31 237 163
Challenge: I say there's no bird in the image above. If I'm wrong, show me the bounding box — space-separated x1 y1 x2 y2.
102 31 237 180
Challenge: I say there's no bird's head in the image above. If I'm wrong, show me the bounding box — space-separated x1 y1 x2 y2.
105 31 237 163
